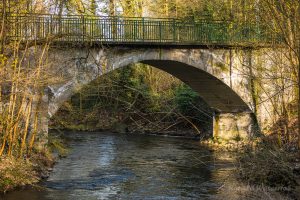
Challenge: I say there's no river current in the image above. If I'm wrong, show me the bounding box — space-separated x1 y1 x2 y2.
2 132 251 200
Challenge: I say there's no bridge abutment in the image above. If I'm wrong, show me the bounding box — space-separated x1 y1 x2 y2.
213 112 259 140
29 90 49 150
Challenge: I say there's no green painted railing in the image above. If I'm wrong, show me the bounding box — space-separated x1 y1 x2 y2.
6 13 280 48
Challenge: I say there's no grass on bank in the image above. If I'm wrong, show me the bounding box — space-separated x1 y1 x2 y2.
0 149 54 194
0 157 39 193
0 135 69 194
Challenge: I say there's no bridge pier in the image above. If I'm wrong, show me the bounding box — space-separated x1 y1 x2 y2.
213 112 259 140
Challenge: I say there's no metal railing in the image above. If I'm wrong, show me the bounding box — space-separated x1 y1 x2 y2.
6 13 280 48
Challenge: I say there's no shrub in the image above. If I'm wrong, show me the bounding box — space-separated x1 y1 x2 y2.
236 141 298 189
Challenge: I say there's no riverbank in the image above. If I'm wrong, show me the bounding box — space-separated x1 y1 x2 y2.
201 137 300 199
0 150 54 194
236 143 300 200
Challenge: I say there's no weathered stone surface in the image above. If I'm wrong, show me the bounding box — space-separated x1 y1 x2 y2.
213 113 260 140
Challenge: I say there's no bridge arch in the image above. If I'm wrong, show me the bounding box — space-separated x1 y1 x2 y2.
46 47 257 139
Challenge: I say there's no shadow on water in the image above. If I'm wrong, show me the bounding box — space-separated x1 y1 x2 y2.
2 131 237 200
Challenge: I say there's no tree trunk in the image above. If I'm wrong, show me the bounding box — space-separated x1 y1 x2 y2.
297 43 300 148
0 0 7 54
248 50 258 115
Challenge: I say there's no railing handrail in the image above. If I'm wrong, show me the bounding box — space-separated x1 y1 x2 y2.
6 12 234 23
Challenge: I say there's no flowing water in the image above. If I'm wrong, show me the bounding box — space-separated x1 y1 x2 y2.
1 132 254 200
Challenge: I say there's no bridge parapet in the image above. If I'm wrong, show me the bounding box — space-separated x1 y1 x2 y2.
6 13 281 48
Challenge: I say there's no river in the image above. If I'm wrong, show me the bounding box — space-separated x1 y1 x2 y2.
1 132 275 200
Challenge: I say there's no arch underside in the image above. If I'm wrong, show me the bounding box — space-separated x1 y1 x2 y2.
142 60 250 113
48 49 252 118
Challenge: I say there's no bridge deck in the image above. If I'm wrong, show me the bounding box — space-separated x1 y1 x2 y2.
6 13 280 49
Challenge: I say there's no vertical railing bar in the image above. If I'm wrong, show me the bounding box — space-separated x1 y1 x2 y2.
159 21 162 43
173 19 176 43
111 17 113 41
116 18 118 42
134 19 137 42
37 16 40 40
115 17 117 42
82 15 85 42
130 19 132 42
43 16 46 38
142 17 145 42
38 16 40 39
107 19 112 41
41 16 44 39
50 14 53 39
92 17 94 42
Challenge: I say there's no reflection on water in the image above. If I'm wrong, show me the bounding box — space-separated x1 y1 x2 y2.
2 132 246 200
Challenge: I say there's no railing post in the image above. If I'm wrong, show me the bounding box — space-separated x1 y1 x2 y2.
134 19 137 41
173 18 176 43
112 16 116 41
142 17 145 42
82 15 85 42
159 21 162 42
49 14 53 37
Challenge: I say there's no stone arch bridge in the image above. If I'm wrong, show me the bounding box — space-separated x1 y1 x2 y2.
7 14 278 142
44 47 258 140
